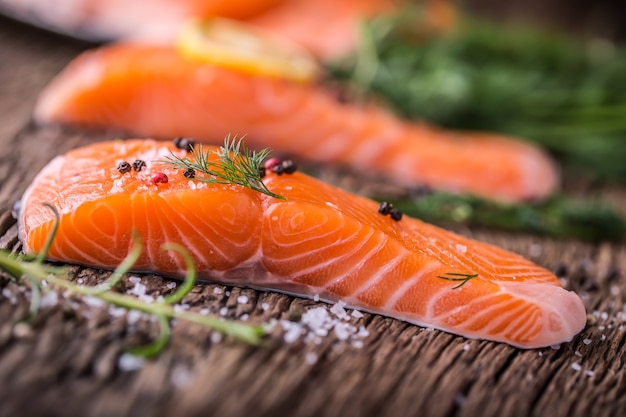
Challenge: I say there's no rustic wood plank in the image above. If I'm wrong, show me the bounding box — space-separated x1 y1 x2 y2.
1 13 626 417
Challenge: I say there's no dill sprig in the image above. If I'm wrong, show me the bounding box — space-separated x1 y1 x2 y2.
162 135 286 200
0 205 266 358
326 6 626 180
437 272 479 289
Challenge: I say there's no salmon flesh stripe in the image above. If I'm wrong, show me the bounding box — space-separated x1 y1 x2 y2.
34 44 559 203
18 139 585 349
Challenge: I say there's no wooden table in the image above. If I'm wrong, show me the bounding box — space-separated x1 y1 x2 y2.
1 14 625 417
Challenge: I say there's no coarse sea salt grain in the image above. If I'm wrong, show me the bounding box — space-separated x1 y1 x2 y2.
583 338 592 345
219 307 228 316
571 362 582 372
129 283 147 297
2 287 17 304
210 331 223 344
305 352 318 365
351 309 364 319
118 353 146 372
200 308 210 315
455 244 467 254
213 287 223 295
237 295 249 304
40 291 59 308
166 281 177 290
261 302 270 311
129 276 142 284
170 365 192 388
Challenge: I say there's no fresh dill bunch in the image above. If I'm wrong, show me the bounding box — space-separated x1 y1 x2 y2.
325 5 626 180
163 135 286 200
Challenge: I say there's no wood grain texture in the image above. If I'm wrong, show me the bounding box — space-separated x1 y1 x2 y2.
1 15 626 417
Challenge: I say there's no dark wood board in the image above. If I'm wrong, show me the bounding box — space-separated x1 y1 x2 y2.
1 14 626 417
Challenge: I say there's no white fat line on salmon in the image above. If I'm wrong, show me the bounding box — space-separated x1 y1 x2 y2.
317 230 389 291
346 252 407 303
383 263 439 312
281 229 376 282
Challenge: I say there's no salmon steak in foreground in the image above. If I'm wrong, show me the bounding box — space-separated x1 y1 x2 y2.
18 139 585 349
34 43 559 203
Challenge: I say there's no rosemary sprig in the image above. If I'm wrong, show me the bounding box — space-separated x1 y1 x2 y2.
0 205 266 357
162 135 286 200
437 272 479 289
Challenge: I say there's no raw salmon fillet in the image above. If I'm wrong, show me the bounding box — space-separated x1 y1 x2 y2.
18 139 585 349
34 44 559 203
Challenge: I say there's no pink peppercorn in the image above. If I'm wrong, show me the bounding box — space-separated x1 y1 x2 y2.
151 172 169 185
264 158 281 171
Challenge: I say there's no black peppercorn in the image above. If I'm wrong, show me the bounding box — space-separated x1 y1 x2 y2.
183 168 195 178
378 201 393 215
272 164 285 175
132 159 146 172
117 161 132 174
281 159 297 174
174 137 195 152
390 209 403 221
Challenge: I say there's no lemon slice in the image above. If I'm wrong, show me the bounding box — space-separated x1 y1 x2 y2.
176 18 319 83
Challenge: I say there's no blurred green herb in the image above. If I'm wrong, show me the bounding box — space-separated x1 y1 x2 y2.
387 192 626 242
326 6 626 180
0 205 265 357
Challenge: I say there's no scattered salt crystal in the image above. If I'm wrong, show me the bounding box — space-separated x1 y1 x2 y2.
118 353 146 372
129 276 142 284
571 362 582 372
538 351 543 357
83 296 106 308
12 322 33 338
550 344 561 350
200 308 210 315
611 286 620 296
425 327 435 332
108 306 127 318
305 352 318 365
261 303 270 311
601 334 607 341
129 283 147 297
213 287 223 295
237 295 249 304
40 291 59 308
76 278 84 284
171 365 192 388
282 321 304 343
463 343 470 351
352 340 364 349
187 180 197 190
210 332 223 344
225 291 231 297
41 280 48 288
455 244 467 254
330 301 349 320
219 307 228 316
313 294 320 302
240 314 249 321
585 370 595 377
166 282 177 290
600 312 609 321
599 325 606 331
351 310 364 319
575 350 582 357
334 322 356 341
127 310 144 325
2 287 17 304
173 304 189 313
355 326 370 338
